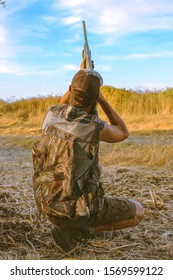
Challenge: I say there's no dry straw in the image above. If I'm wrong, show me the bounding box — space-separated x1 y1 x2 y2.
0 134 173 260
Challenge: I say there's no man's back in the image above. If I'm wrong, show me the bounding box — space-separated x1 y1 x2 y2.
32 104 105 225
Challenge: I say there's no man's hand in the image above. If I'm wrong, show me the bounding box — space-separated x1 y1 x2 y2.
80 57 86 70
80 57 94 70
98 90 104 102
59 90 70 105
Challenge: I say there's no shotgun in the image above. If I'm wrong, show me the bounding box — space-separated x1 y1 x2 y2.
82 20 103 85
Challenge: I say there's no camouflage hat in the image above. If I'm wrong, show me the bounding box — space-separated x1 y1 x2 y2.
69 70 101 107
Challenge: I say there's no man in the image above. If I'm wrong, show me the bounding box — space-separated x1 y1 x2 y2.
32 60 144 252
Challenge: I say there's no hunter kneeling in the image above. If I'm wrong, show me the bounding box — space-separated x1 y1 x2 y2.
32 61 144 252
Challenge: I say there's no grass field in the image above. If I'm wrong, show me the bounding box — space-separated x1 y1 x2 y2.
1 113 173 135
0 130 173 260
1 85 173 135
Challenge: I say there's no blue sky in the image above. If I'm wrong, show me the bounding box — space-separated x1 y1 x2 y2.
0 0 173 101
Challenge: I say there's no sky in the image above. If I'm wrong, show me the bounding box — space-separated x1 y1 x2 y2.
0 0 173 101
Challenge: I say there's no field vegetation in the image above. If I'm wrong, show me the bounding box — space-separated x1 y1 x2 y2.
1 86 173 134
0 133 173 260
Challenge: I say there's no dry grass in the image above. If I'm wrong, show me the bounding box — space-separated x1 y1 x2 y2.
0 132 173 260
0 115 43 135
122 114 173 132
100 141 173 170
1 114 173 135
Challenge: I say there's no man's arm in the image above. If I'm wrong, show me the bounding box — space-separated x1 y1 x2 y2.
99 91 129 143
59 90 70 104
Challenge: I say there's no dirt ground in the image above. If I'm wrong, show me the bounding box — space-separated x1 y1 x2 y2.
0 134 173 260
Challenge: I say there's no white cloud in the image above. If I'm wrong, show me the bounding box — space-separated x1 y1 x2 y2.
63 63 111 74
62 16 82 25
64 64 79 70
56 0 87 8
0 26 13 58
54 0 173 34
0 26 6 45
64 33 81 44
0 59 23 75
103 51 173 61
36 69 60 76
41 16 58 24
97 65 111 71
0 1 44 60
4 0 40 15
0 59 63 77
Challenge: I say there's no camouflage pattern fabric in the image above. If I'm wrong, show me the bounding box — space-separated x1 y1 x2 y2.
32 104 105 226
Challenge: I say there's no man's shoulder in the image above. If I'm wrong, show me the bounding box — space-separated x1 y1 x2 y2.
49 103 68 112
89 114 106 129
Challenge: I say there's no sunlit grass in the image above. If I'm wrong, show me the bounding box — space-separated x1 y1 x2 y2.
100 141 173 170
1 133 173 171
1 113 172 135
1 86 172 135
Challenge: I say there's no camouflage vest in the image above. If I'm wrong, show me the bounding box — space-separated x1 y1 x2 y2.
32 104 105 224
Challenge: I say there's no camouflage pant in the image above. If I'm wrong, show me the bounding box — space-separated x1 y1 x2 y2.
48 196 136 229
91 196 136 227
